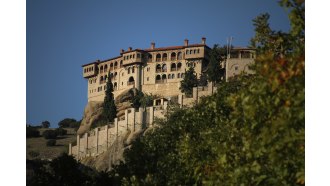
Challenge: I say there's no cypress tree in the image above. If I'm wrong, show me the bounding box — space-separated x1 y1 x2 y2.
103 73 117 123
207 44 225 83
180 66 198 96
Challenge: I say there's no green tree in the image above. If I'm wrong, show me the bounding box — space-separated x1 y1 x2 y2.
58 118 77 128
207 44 226 83
41 121 50 128
103 72 117 123
180 66 198 96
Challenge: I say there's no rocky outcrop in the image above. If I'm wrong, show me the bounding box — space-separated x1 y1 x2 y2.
77 101 104 135
77 88 140 135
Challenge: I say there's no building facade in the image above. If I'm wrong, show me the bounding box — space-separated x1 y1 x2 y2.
82 38 255 102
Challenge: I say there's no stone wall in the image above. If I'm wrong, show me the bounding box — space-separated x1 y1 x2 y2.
70 82 217 159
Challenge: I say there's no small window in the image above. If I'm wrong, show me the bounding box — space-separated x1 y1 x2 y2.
235 66 239 71
147 77 149 81
130 55 132 59
133 54 135 58
197 49 200 53
137 53 141 58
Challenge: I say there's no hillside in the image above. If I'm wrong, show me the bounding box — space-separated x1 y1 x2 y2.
26 128 77 160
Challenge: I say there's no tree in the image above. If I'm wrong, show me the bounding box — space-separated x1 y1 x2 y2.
103 72 117 123
41 121 50 128
58 118 77 128
207 44 226 83
42 130 58 139
180 66 198 96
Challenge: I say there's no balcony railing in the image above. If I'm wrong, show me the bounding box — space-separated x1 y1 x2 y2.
127 81 135 85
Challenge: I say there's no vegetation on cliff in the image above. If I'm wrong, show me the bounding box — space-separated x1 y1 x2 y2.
103 72 117 123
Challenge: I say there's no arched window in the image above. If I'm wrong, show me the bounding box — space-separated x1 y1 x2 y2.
128 76 135 85
100 66 104 73
91 67 93 71
130 55 132 59
171 63 176 71
177 62 182 71
114 72 117 80
148 54 152 62
181 73 185 78
114 61 118 69
156 64 162 72
110 73 113 79
190 50 192 54
178 52 182 60
171 52 176 60
168 74 171 79
100 76 104 84
172 74 175 79
194 49 196 54
156 75 161 80
128 67 131 74
105 75 108 81
162 64 167 72
162 53 167 61
120 60 123 67
114 82 117 90
186 50 189 55
197 49 200 53
110 63 113 70
177 73 180 78
156 53 161 62
132 66 135 73
162 74 167 80
104 64 108 72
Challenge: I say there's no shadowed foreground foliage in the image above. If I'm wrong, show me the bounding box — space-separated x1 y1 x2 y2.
27 1 304 185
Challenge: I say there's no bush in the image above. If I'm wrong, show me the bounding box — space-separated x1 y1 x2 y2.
41 121 50 128
58 118 77 128
46 139 56 146
26 126 40 138
28 151 40 158
55 128 67 136
43 130 58 139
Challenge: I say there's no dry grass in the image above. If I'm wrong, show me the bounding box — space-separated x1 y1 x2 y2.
26 128 77 160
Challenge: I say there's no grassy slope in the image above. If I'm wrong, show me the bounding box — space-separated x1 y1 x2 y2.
26 128 77 160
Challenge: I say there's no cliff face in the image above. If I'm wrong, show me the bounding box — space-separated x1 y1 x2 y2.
79 128 145 171
77 101 104 135
77 88 139 135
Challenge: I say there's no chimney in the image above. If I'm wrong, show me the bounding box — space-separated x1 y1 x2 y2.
201 37 206 44
184 39 189 46
120 49 124 53
128 47 132 51
151 42 155 49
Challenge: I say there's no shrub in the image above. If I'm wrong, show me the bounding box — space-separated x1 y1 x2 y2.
26 126 40 138
41 121 50 128
55 128 67 136
43 130 58 139
28 151 40 158
46 139 56 146
58 118 77 128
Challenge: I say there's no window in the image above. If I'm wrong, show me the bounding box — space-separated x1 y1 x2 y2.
162 53 167 61
128 67 131 74
132 66 135 73
235 66 239 71
197 49 200 53
147 77 149 81
186 50 189 54
137 53 141 58
156 54 161 62
171 52 176 60
194 49 196 54
133 54 135 58
130 55 132 59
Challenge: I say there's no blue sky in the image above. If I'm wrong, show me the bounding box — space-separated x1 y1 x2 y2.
27 0 290 127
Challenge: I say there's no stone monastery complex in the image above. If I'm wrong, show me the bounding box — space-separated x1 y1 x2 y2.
70 38 255 159
82 37 255 102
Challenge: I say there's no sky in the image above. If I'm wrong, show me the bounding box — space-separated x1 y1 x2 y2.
27 0 290 128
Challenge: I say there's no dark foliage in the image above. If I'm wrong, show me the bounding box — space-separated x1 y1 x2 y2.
42 130 58 139
103 72 117 123
26 126 40 138
55 128 67 136
41 121 50 128
58 118 77 128
46 139 56 146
